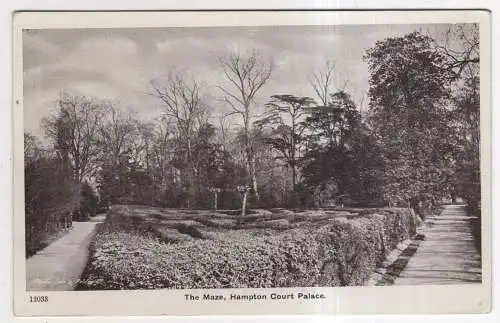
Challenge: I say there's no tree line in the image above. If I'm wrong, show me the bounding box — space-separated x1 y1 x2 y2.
24 25 480 254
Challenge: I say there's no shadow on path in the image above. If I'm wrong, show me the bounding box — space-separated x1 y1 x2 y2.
378 204 482 286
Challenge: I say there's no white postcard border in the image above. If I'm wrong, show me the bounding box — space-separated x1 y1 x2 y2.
12 10 492 316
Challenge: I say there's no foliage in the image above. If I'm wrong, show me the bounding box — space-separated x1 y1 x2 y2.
438 24 481 213
75 182 100 221
364 32 456 212
76 206 418 289
42 93 108 183
300 91 384 206
26 26 482 256
305 91 361 148
257 94 315 188
24 133 81 257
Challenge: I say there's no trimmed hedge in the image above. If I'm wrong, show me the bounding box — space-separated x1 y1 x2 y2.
76 207 418 290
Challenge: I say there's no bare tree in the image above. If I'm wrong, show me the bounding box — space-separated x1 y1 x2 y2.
219 50 273 204
309 61 336 106
95 106 138 204
216 113 231 151
430 23 479 79
130 118 177 201
130 121 154 171
42 92 107 183
99 107 136 165
150 118 175 192
151 72 208 208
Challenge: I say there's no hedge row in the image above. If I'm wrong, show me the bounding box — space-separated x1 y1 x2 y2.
76 208 418 290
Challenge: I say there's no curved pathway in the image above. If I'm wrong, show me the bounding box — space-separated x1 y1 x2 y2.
26 215 105 291
391 204 482 285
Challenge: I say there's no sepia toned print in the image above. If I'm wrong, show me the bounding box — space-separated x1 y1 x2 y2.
13 11 491 316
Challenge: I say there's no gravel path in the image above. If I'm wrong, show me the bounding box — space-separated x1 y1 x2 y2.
392 204 482 285
26 215 105 291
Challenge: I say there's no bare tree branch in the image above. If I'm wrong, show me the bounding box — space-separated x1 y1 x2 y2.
218 50 273 201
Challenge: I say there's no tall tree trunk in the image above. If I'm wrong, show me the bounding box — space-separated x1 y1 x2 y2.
250 156 260 202
219 52 272 204
185 192 190 209
244 112 260 202
186 136 193 208
213 191 218 211
241 190 248 216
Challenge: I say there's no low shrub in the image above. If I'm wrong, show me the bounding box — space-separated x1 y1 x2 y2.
77 207 418 289
244 218 293 230
194 217 238 229
151 226 195 243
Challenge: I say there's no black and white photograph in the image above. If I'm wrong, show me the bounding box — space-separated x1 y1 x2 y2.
13 10 491 316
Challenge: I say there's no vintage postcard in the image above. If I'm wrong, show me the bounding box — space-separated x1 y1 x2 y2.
12 10 491 316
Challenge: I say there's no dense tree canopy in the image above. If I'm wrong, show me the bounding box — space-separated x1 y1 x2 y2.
257 94 315 188
364 32 457 210
25 24 482 246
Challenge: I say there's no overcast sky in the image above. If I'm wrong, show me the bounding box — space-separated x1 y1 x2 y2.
23 24 452 138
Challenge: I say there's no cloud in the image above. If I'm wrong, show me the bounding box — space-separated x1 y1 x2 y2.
23 32 62 69
63 36 139 72
23 32 59 57
78 36 139 56
156 36 202 53
23 87 61 138
24 34 145 108
24 24 451 137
